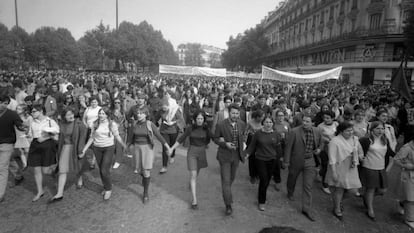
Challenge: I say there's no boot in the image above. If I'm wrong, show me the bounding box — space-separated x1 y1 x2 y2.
142 176 150 204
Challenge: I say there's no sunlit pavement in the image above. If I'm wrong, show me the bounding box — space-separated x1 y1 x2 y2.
0 142 411 233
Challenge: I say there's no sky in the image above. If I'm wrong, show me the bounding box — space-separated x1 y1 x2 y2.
0 0 281 50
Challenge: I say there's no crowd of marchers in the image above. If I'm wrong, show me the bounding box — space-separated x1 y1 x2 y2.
0 70 412 228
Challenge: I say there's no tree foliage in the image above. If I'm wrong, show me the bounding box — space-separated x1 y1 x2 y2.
0 20 178 70
404 8 414 58
221 25 269 72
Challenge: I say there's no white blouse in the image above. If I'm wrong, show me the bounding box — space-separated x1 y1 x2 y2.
92 121 120 147
30 117 60 139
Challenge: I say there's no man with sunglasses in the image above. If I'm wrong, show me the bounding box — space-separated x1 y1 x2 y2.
0 94 27 203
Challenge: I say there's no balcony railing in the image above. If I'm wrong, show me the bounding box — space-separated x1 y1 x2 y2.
267 26 404 57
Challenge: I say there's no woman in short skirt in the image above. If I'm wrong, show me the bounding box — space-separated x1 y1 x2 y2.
170 110 212 209
359 121 395 221
27 104 60 202
127 107 169 204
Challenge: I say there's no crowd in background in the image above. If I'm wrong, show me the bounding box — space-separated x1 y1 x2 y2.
0 70 413 228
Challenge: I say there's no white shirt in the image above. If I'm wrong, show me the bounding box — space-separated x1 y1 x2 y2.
83 106 101 129
92 121 119 147
30 117 59 139
363 138 387 170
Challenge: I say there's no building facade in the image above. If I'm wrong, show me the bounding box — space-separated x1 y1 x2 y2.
262 0 414 85
176 44 224 68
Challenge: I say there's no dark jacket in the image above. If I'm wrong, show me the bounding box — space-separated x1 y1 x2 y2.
57 119 87 169
213 118 247 163
359 136 395 167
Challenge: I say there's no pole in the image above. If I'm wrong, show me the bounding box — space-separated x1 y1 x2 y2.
15 0 19 28
116 0 119 30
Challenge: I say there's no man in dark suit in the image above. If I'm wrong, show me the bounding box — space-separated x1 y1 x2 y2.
283 114 323 221
214 104 246 216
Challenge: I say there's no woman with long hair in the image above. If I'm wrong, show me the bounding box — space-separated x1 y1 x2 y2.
169 110 212 209
159 90 184 173
127 107 170 203
359 121 395 221
49 108 87 203
246 116 282 211
326 121 363 220
27 104 60 202
376 109 397 152
79 107 127 200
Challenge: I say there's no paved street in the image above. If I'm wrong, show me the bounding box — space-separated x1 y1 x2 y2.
0 142 412 233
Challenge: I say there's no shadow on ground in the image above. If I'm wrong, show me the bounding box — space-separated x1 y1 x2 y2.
259 226 305 233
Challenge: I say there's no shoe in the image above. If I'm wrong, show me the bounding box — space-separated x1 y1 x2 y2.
322 187 331 194
225 205 233 216
103 190 112 200
355 191 361 197
302 211 316 222
366 211 376 222
126 154 133 158
14 177 24 186
250 177 256 184
89 164 95 170
159 167 167 174
397 201 405 215
274 183 280 192
48 196 63 204
287 194 295 201
76 178 83 189
191 203 198 210
134 169 139 174
32 192 45 202
405 221 414 229
258 204 265 211
143 196 149 204
169 158 175 164
112 162 120 169
332 210 343 221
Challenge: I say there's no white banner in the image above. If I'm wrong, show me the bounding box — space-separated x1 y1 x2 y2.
159 65 226 77
262 66 342 83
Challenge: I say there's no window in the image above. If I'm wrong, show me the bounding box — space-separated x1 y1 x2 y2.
339 0 345 15
320 10 325 24
352 0 358 10
329 5 334 19
339 23 344 35
370 14 381 30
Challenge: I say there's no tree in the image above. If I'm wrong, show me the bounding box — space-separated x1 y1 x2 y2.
26 26 81 69
404 8 414 58
221 25 269 72
184 43 204 66
0 24 16 70
78 22 111 70
208 52 222 68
